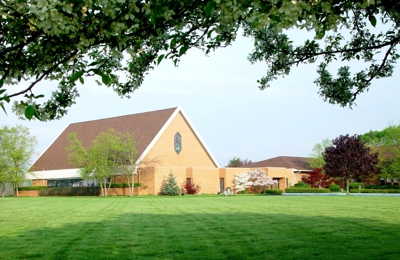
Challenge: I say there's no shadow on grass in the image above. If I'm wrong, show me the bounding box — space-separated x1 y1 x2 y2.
0 212 398 260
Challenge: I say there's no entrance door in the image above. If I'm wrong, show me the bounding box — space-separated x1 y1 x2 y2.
219 178 225 193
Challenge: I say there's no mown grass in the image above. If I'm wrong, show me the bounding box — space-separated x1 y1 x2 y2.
0 195 399 260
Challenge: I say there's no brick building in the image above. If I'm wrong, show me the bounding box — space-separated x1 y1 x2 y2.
28 107 307 195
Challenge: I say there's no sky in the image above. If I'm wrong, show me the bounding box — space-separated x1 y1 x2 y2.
2 30 400 167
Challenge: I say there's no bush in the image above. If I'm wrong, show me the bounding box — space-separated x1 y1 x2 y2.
241 189 249 194
350 189 400 194
328 184 341 192
348 182 364 190
365 185 400 190
303 168 333 188
183 181 201 194
39 187 101 196
110 182 141 188
262 189 283 195
18 186 46 191
285 188 331 193
293 181 311 188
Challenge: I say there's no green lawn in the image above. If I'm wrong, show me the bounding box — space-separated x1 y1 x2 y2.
0 195 399 260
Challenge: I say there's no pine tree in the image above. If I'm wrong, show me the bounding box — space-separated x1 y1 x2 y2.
160 172 180 196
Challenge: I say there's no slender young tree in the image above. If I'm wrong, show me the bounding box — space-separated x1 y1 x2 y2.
0 125 37 197
324 134 380 195
114 132 138 197
307 138 332 170
66 129 135 197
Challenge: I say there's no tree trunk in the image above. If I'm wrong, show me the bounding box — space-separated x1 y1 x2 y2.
106 178 112 197
346 178 350 196
100 182 105 197
131 173 134 197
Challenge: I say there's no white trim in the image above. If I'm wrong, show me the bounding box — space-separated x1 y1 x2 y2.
28 168 81 179
137 106 221 168
178 107 221 168
136 108 180 164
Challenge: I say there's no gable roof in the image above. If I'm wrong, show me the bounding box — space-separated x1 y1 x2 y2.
240 156 312 172
31 107 220 171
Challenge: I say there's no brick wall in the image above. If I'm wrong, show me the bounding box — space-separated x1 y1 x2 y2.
142 112 217 169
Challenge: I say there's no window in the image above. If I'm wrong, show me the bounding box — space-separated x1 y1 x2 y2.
174 132 182 154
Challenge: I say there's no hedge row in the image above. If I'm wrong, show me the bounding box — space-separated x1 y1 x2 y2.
285 188 331 193
365 185 400 190
39 187 100 196
262 189 283 195
109 182 141 188
348 182 364 189
350 189 400 194
18 186 46 191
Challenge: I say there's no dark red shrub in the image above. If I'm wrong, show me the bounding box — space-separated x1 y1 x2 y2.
183 181 201 194
303 168 333 188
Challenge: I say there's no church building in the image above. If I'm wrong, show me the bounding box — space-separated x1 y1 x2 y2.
28 107 304 195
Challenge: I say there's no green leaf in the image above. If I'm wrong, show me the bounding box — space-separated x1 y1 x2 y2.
0 89 5 95
70 71 84 82
205 0 216 16
94 70 105 77
0 102 7 114
34 94 45 99
157 54 165 65
79 77 84 84
170 37 177 49
24 105 35 120
268 14 281 22
101 75 111 85
0 79 3 88
356 54 360 60
179 45 189 56
151 4 162 27
369 15 377 27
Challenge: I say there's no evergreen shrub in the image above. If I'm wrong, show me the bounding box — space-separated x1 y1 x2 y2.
285 188 330 193
348 182 364 189
328 184 341 192
293 181 311 188
365 185 400 189
349 189 400 193
18 186 46 191
160 172 180 196
39 187 100 196
110 182 141 188
262 189 283 195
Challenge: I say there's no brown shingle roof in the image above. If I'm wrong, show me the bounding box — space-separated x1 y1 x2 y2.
31 107 177 171
240 156 312 171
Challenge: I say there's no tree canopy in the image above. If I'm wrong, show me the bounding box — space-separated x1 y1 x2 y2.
307 138 332 169
226 156 252 167
66 128 137 197
0 125 37 197
323 134 380 194
1 1 399 120
361 124 400 181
